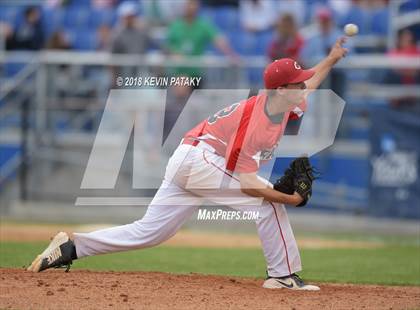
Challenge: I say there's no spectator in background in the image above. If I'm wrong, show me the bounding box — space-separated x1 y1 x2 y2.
6 6 44 50
92 0 119 9
166 0 239 80
44 30 73 99
109 2 152 82
389 29 420 57
239 0 276 33
301 7 349 97
110 2 151 55
0 22 13 50
301 8 343 59
267 14 304 61
275 0 305 27
97 24 112 51
142 0 187 26
44 0 65 9
45 30 71 50
327 0 352 22
339 0 370 35
93 25 113 98
386 29 420 111
370 0 390 36
162 76 200 154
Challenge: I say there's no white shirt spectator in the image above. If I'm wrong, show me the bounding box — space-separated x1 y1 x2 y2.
142 0 187 24
327 0 352 22
239 0 277 32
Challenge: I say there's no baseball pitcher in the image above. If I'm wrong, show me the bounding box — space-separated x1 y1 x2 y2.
27 37 348 291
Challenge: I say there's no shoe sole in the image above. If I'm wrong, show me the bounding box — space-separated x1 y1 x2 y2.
262 278 320 291
27 232 69 272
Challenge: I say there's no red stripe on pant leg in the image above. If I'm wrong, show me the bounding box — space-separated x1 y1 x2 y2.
269 202 292 275
203 150 292 275
203 151 239 181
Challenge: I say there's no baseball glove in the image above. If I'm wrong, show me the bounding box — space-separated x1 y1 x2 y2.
273 168 295 195
273 157 317 207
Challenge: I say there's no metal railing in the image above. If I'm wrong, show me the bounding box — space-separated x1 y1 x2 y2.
0 61 37 196
1 51 420 68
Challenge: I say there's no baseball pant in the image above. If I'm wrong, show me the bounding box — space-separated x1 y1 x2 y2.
73 143 302 277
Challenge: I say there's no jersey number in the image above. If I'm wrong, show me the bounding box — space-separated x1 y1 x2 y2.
207 103 240 125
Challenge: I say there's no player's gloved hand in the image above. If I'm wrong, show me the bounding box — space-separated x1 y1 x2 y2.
290 157 316 183
274 157 318 207
294 176 312 207
290 156 318 207
273 168 295 195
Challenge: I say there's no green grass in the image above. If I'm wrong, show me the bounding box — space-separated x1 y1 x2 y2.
296 231 420 247
1 242 419 286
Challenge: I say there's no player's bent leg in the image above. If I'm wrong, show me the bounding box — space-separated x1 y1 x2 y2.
229 201 302 277
258 202 302 276
73 181 202 258
195 151 317 289
198 162 303 278
231 201 319 290
27 181 202 272
205 192 303 277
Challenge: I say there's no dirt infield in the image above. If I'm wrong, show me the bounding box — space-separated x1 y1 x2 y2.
1 269 419 310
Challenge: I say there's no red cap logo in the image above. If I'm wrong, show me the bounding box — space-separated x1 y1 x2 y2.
263 58 314 89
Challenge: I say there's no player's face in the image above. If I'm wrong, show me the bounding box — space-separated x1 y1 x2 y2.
278 82 306 109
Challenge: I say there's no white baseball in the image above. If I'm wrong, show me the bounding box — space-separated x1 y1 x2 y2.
344 23 359 36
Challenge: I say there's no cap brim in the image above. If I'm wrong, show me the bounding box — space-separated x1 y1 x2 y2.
289 69 315 84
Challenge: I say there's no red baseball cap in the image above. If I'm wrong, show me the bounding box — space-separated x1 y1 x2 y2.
263 58 315 89
317 7 332 21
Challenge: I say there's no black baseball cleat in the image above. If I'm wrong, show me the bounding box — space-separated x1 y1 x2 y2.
263 273 320 291
27 232 76 272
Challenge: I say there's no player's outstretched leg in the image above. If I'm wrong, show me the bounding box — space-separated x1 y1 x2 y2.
263 273 320 291
27 232 77 272
27 180 201 271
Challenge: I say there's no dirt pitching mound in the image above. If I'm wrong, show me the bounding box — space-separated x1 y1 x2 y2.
1 269 419 310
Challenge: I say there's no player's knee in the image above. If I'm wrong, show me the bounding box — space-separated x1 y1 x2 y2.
147 230 174 246
137 225 174 246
